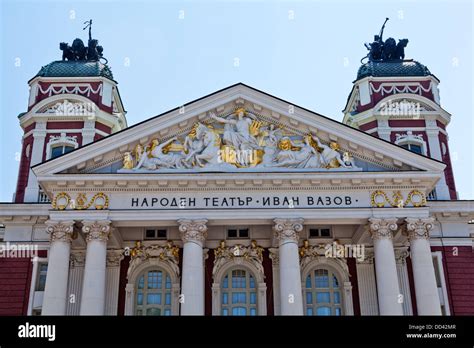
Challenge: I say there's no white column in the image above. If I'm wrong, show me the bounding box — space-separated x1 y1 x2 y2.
24 121 47 202
79 220 111 315
273 218 304 315
66 252 86 315
368 218 404 315
356 250 379 315
406 218 442 315
178 219 208 315
82 119 96 145
42 220 74 315
395 248 413 315
105 250 124 315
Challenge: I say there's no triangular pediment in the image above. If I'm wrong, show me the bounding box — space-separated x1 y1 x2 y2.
33 83 446 179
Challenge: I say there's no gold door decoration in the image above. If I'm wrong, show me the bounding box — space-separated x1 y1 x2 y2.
52 192 109 210
370 190 426 208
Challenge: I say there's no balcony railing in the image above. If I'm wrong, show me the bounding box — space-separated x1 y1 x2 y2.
38 190 51 203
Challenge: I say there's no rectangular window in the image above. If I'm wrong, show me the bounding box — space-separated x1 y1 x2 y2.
432 252 450 315
36 263 48 291
227 227 250 239
309 227 332 238
144 228 168 240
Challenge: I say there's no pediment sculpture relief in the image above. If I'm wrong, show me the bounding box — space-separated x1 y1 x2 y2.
120 108 357 172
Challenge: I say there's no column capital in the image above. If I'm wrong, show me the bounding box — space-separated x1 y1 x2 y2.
178 219 208 244
82 220 111 242
45 220 75 243
405 218 435 240
368 218 398 240
273 218 304 244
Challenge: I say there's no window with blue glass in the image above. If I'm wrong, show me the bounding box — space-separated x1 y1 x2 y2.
304 268 343 316
221 269 257 316
135 269 173 316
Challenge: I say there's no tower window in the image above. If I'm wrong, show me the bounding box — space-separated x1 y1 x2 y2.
50 145 74 159
400 143 422 155
145 229 168 240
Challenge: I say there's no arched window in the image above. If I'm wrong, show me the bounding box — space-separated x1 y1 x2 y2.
221 269 257 316
395 131 426 156
46 132 78 160
399 142 423 155
304 268 343 316
135 269 172 316
50 145 75 159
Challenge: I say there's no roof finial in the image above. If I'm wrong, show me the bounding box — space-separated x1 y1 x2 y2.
361 18 409 64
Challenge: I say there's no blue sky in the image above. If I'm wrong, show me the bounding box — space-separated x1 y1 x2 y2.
1 0 473 201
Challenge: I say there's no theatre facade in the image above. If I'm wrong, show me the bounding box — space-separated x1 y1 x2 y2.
0 25 473 317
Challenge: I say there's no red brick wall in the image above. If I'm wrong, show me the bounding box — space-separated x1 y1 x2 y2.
14 134 34 203
438 132 457 199
0 257 33 315
433 246 474 315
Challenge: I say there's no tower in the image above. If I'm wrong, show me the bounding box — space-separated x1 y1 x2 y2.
14 21 127 202
342 20 456 200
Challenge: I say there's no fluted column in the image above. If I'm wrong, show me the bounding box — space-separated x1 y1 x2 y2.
273 218 304 315
42 220 74 315
368 218 403 315
178 219 208 315
406 218 441 315
80 220 111 315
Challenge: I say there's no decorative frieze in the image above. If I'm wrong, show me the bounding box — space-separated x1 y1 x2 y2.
128 241 180 278
212 240 264 277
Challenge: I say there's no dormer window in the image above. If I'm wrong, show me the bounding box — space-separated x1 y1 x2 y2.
46 132 79 160
51 145 75 159
399 143 422 155
395 131 427 156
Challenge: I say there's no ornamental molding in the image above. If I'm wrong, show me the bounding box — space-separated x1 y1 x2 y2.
371 189 426 208
356 248 374 264
70 251 86 268
273 218 304 244
212 240 264 278
38 84 103 98
368 218 398 240
42 99 96 117
127 241 180 279
45 220 75 243
299 241 351 274
82 220 111 242
178 219 208 244
269 248 279 266
405 217 435 240
394 247 410 264
51 192 109 211
106 249 124 267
